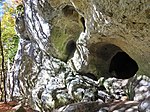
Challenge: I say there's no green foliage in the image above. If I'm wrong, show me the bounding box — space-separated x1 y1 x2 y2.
1 3 19 63
16 4 24 15
0 0 23 102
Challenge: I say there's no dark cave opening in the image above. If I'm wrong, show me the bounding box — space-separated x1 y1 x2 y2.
80 17 86 32
109 52 139 79
66 40 76 54
65 40 76 62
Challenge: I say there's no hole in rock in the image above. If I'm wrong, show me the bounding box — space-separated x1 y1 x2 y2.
65 40 76 62
80 17 86 32
109 52 139 79
66 40 76 54
62 5 76 17
122 15 127 19
62 5 81 23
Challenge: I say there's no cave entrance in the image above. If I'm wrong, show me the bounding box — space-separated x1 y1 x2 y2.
109 52 139 79
88 43 139 79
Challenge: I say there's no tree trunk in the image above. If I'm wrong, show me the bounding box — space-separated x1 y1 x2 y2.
0 34 7 103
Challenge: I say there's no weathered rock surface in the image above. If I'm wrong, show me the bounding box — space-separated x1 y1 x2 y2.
53 100 139 112
6 0 150 111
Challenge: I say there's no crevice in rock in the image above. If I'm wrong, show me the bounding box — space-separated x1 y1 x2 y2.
109 52 139 79
78 72 98 81
80 17 86 32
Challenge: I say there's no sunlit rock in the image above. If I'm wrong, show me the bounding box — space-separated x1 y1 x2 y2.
6 0 150 111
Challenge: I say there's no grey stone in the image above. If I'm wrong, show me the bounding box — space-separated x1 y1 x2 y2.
6 0 150 111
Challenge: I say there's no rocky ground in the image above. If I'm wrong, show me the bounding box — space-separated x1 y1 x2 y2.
53 75 150 112
1 75 149 112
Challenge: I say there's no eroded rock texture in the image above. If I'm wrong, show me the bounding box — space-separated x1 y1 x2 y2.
7 0 150 111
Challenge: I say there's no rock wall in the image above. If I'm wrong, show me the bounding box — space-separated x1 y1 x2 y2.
7 0 150 111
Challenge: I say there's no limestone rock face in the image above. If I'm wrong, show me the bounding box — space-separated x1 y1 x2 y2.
6 0 150 111
69 0 150 77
